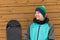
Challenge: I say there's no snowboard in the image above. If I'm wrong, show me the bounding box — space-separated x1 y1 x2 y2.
6 20 22 40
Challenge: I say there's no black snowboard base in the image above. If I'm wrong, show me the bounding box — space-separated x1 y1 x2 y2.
6 20 22 40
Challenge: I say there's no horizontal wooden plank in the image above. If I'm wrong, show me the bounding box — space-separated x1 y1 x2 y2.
44 0 57 2
57 0 60 3
56 36 60 40
0 34 6 38
47 9 60 13
46 5 60 12
57 2 60 5
49 18 60 21
46 5 57 10
0 38 6 40
47 13 60 18
55 29 60 36
28 0 42 3
27 2 57 6
49 20 60 25
55 38 60 40
0 0 27 4
54 25 60 28
0 6 36 13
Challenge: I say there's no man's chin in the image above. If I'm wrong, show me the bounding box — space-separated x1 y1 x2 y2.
36 18 40 20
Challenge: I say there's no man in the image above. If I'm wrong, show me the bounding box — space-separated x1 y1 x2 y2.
24 6 55 40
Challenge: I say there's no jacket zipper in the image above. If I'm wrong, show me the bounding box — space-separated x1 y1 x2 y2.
37 25 40 40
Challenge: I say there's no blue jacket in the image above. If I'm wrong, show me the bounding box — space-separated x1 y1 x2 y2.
24 18 55 40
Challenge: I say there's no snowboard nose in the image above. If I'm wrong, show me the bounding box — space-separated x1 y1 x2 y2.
7 20 21 28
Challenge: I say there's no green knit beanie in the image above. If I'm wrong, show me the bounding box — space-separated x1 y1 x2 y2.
35 6 46 17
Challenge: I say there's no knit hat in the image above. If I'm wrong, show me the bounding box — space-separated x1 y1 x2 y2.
35 6 46 17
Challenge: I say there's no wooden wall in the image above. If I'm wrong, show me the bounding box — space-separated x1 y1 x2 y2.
0 0 60 40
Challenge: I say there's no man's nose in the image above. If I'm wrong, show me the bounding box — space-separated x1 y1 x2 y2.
35 13 39 15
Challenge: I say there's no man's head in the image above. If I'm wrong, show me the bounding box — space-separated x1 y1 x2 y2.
35 6 46 21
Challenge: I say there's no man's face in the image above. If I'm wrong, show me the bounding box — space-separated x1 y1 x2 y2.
35 11 45 21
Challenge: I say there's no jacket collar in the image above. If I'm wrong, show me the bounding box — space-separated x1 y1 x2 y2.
33 17 49 24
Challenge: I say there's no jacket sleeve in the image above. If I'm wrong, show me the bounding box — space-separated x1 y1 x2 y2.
24 26 30 40
48 24 55 40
